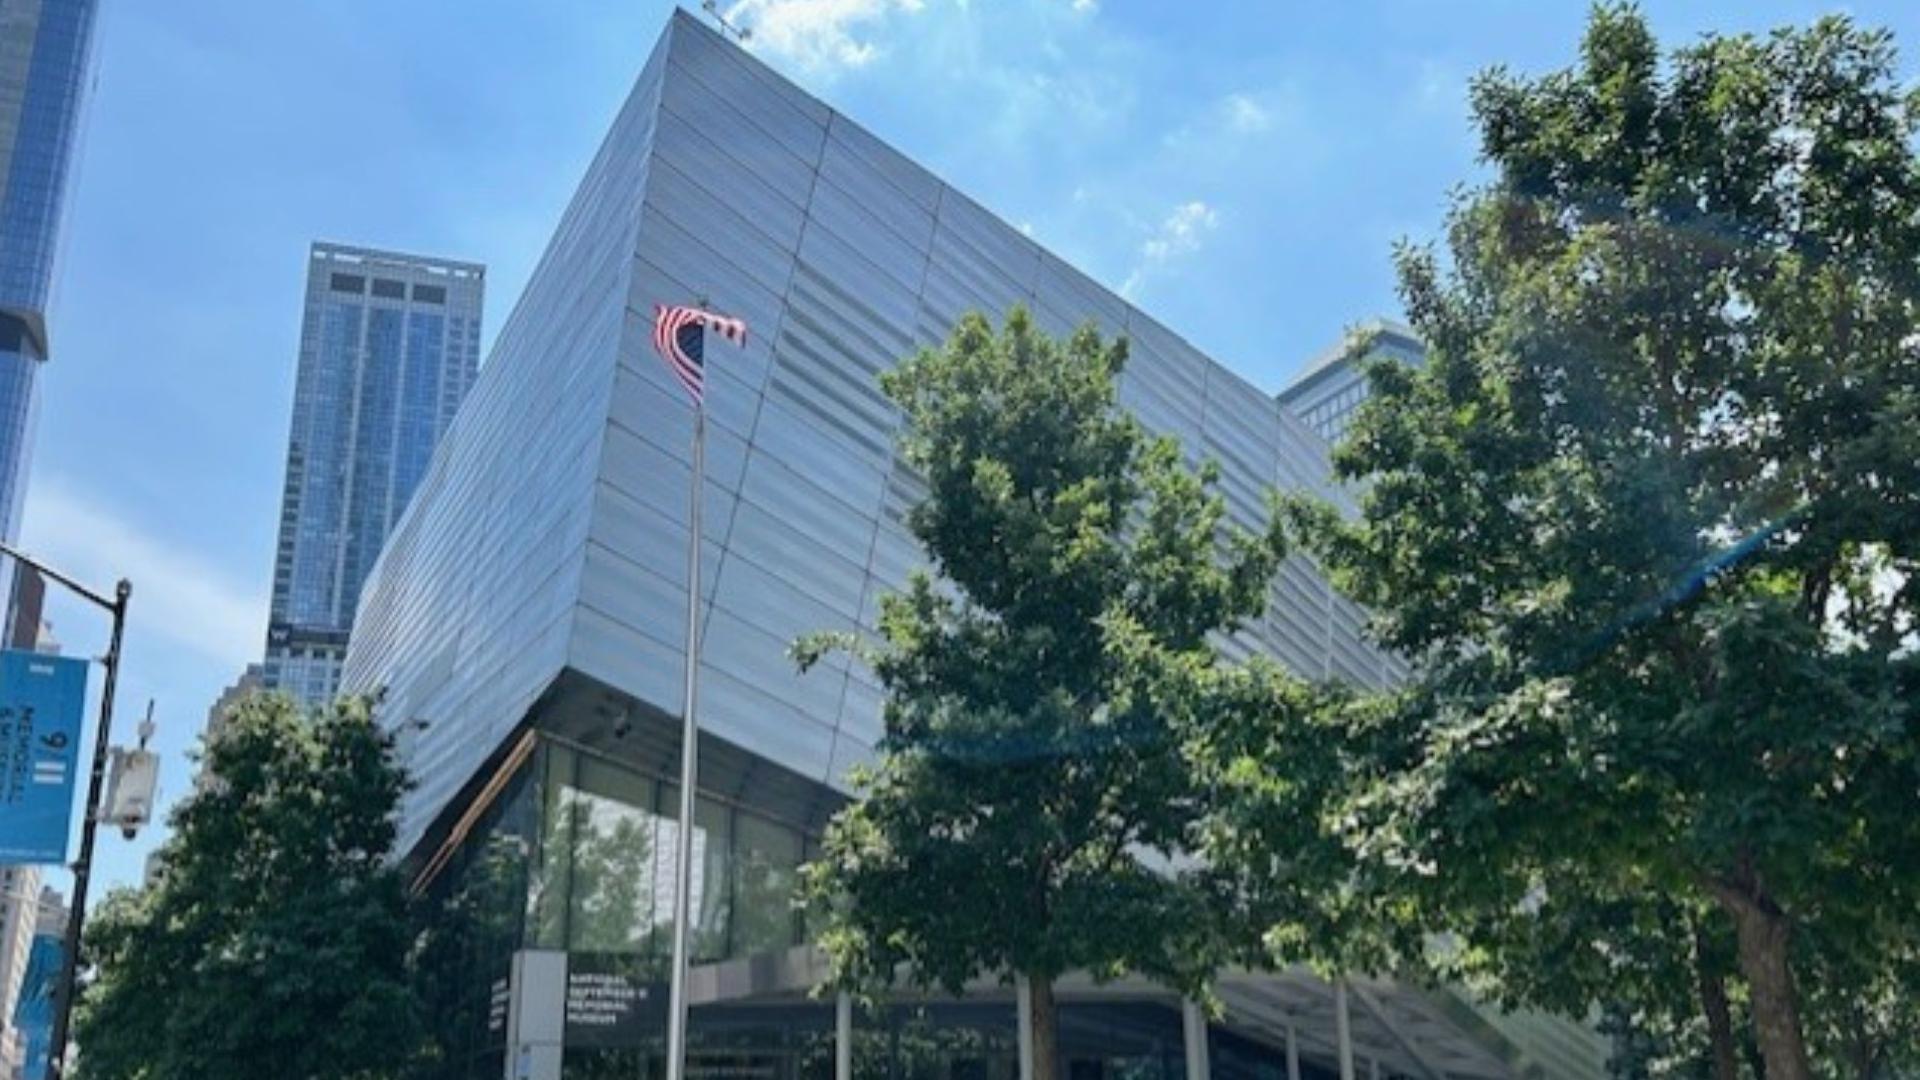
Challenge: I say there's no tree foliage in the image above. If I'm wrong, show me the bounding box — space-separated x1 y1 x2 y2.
76 695 421 1080
410 832 533 1080
1276 8 1920 1080
797 308 1292 1079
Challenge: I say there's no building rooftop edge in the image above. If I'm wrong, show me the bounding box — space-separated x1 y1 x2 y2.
310 240 487 278
1277 317 1422 403
664 6 1300 401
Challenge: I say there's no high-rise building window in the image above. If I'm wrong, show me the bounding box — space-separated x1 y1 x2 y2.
262 244 484 705
0 0 104 622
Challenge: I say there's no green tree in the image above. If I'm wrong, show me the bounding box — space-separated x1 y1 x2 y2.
411 833 532 1080
796 308 1289 1080
72 888 169 1080
1798 937 1920 1080
1165 664 1427 981
1439 869 1745 1080
76 694 422 1080
1279 9 1920 1080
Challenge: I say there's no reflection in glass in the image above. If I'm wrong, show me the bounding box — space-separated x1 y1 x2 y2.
414 750 539 1080
419 737 827 1077
529 741 806 964
570 756 660 954
734 811 804 956
658 789 732 961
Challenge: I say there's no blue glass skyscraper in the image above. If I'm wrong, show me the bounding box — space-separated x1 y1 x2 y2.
263 243 484 705
0 0 102 573
0 10 99 1062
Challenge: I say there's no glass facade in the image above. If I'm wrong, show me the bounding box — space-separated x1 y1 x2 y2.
0 0 100 634
0 0 98 315
550 1002 1254 1080
0 334 38 544
417 735 1329 1080
263 243 484 705
526 740 809 963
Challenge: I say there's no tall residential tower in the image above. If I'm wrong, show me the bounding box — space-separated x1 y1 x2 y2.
0 0 102 636
263 243 483 704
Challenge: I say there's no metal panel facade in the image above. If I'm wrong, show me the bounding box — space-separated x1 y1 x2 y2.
345 11 1398 853
344 31 673 849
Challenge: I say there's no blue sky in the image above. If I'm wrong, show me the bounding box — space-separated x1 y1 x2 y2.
23 0 1920 899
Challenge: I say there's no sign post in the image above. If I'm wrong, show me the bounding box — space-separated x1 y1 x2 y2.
0 538 133 1080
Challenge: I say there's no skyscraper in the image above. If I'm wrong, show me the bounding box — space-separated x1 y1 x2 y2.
1277 318 1424 445
0 0 103 626
264 243 484 705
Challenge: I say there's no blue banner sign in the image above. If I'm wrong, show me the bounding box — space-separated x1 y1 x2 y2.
0 650 90 864
15 931 61 1080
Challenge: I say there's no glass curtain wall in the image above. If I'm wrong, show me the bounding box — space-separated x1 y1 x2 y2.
414 744 542 1080
417 736 1312 1079
528 739 810 965
416 735 816 1079
557 1000 1219 1080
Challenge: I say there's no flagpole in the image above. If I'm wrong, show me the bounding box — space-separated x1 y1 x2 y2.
665 400 705 1080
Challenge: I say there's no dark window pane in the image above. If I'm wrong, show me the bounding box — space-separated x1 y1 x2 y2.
413 283 447 304
329 272 365 294
372 278 407 299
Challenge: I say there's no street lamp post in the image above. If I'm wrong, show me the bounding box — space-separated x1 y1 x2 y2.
0 539 130 1080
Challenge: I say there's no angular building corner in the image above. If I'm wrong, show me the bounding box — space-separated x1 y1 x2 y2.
343 11 1606 1078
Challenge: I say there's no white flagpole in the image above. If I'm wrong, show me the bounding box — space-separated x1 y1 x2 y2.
665 394 706 1080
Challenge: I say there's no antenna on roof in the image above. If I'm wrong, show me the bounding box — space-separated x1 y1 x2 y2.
700 0 753 43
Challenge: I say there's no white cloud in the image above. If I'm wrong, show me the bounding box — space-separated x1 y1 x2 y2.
725 0 927 71
1224 93 1271 133
20 479 265 668
1121 200 1218 298
1144 200 1218 259
1070 0 1098 12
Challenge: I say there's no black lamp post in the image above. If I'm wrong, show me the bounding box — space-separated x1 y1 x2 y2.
0 538 130 1080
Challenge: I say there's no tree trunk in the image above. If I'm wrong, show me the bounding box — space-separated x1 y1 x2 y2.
1694 935 1739 1080
1722 896 1811 1080
1028 975 1059 1080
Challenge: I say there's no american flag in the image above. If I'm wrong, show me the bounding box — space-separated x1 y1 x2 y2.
652 303 748 404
